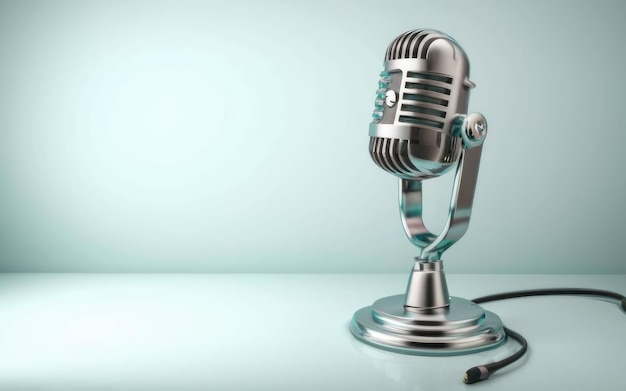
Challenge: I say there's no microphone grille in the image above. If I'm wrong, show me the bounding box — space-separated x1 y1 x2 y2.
385 29 450 61
396 70 452 131
369 135 461 179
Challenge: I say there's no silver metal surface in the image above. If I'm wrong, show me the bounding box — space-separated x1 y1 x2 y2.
404 260 450 309
457 112 487 149
400 145 482 261
368 29 489 262
351 295 506 356
351 29 504 356
351 259 506 355
369 29 473 180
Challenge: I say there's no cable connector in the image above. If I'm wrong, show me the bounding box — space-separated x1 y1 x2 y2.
463 365 489 384
463 288 625 384
462 326 528 384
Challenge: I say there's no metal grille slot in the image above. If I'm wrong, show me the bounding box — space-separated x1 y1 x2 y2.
407 71 452 84
402 93 448 107
442 137 460 163
404 82 450 95
398 116 444 129
399 71 452 130
400 104 446 118
370 137 423 178
385 29 448 61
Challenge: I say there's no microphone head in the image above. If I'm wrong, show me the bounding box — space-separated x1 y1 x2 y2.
369 29 476 179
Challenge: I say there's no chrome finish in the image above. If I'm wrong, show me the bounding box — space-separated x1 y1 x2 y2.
368 127 461 180
368 28 487 262
400 145 482 261
351 29 504 356
351 295 506 356
370 29 474 180
404 260 449 309
456 112 487 149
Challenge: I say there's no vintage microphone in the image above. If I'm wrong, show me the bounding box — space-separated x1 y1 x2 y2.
350 29 506 354
350 29 626 384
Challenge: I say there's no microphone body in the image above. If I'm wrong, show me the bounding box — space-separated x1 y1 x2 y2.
369 29 475 179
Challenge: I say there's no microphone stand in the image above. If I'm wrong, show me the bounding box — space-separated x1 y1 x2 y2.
351 144 506 355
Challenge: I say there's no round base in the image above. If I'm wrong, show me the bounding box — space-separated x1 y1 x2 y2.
350 295 506 356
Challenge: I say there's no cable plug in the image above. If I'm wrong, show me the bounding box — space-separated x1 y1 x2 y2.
463 365 490 384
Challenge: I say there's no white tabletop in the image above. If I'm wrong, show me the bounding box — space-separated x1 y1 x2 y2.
0 273 623 390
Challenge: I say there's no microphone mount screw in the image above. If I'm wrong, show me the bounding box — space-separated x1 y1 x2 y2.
459 112 488 149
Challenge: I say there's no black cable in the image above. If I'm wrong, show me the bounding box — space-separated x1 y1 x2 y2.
462 288 626 384
472 288 626 309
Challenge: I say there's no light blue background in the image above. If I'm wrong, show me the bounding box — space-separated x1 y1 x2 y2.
1 0 624 273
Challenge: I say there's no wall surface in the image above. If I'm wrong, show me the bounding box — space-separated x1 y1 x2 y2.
1 0 624 273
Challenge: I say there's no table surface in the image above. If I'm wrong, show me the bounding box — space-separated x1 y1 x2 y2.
0 273 623 391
